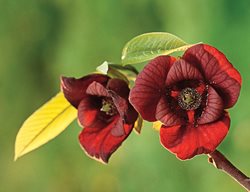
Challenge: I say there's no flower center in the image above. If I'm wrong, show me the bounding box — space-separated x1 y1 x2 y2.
178 88 201 110
100 98 117 116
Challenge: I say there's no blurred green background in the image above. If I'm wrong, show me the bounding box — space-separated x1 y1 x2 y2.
1 0 250 191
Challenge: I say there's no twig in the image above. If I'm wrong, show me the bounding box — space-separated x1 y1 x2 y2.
208 150 250 191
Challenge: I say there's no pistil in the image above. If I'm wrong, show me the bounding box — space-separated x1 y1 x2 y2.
100 98 117 116
178 87 202 110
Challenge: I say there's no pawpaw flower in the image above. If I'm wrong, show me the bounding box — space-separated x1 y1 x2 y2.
129 44 242 160
61 74 138 163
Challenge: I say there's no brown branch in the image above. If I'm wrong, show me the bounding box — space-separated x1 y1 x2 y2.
208 150 250 191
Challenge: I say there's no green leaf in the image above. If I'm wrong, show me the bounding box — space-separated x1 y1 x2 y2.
121 32 195 65
96 61 129 84
108 64 139 75
14 92 77 160
96 61 109 74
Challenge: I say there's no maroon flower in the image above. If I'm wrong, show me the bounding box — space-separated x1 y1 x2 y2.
129 44 242 160
61 74 138 163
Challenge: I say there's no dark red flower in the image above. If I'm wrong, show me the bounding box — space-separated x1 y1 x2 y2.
129 44 242 160
61 74 138 163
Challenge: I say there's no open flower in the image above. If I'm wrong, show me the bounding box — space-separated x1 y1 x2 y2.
61 74 138 163
129 44 242 160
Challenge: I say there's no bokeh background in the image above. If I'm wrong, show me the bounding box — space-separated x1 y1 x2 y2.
1 0 250 191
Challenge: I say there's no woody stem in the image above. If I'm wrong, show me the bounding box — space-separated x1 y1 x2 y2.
208 150 250 191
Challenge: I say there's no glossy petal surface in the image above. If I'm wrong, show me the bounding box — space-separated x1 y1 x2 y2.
183 44 241 108
155 96 185 126
62 73 137 163
61 74 109 108
107 78 130 99
166 59 203 86
129 56 176 121
160 112 230 160
198 86 224 124
109 91 128 119
86 81 109 97
79 116 133 163
77 97 103 128
77 94 129 137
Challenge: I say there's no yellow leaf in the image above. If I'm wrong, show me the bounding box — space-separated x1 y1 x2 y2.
133 116 143 134
14 92 77 160
153 121 162 132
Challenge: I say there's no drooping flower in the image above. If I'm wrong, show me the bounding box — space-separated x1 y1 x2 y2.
129 44 242 160
61 74 138 163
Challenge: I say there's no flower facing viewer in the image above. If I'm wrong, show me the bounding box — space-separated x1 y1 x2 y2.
61 74 138 163
129 44 242 160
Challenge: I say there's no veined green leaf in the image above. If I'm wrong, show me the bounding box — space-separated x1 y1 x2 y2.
121 32 195 65
14 92 77 160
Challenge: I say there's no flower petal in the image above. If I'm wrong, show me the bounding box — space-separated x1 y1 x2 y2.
166 59 203 86
77 95 136 137
160 112 230 160
107 78 130 99
198 86 224 124
125 105 139 125
79 116 133 163
108 91 138 135
61 74 109 108
86 81 109 97
108 91 127 119
77 97 103 127
129 56 176 121
183 44 242 108
155 96 186 126
110 118 125 137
